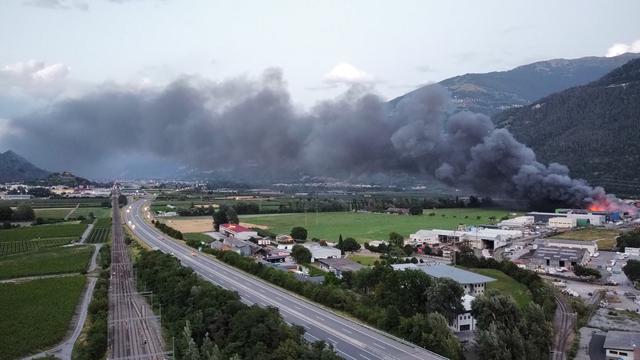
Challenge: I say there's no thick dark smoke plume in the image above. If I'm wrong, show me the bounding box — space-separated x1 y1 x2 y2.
3 68 628 210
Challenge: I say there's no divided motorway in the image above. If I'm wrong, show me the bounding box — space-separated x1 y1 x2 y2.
124 197 447 360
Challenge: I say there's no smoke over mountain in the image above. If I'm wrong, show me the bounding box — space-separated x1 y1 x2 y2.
2 68 630 210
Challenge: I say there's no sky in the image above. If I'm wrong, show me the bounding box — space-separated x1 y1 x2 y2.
1 0 639 110
0 0 640 183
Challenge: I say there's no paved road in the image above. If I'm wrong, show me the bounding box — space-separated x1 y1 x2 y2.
79 219 97 244
125 197 447 360
108 194 165 360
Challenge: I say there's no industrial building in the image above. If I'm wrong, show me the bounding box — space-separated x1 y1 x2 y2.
406 227 522 250
450 294 478 332
219 223 259 241
529 246 589 271
537 238 598 256
548 217 577 229
498 216 534 228
316 258 364 278
302 243 341 262
527 211 606 226
602 330 640 360
391 263 495 296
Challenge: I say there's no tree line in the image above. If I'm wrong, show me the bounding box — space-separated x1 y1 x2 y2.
152 220 184 240
135 251 341 360
205 249 464 359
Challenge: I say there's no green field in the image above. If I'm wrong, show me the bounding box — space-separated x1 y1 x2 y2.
551 228 620 250
348 254 380 266
0 223 87 242
34 208 73 219
0 246 93 279
239 208 515 242
72 207 112 219
86 218 112 244
0 276 86 359
184 232 215 244
469 268 532 308
0 237 75 257
0 198 108 208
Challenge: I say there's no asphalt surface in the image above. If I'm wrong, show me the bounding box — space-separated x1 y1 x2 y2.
125 197 447 360
108 195 165 360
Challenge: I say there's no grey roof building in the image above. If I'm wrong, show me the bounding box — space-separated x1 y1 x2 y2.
317 258 364 278
603 330 640 359
529 246 589 270
391 263 495 296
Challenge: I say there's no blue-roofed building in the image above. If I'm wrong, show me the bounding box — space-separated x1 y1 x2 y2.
391 263 495 296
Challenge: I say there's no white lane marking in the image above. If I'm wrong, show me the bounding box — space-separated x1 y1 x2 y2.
371 342 385 350
359 354 374 360
342 328 353 335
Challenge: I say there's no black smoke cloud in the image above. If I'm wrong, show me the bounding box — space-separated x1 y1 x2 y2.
2 68 626 209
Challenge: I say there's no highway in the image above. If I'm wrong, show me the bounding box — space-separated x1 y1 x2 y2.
124 196 448 360
108 195 166 360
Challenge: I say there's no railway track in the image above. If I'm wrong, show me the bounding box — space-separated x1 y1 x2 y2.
108 194 166 360
551 295 574 360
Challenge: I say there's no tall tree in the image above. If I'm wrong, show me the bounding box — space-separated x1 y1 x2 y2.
291 245 312 264
425 278 464 322
0 206 13 221
290 226 308 241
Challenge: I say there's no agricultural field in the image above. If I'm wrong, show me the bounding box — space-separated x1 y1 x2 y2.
0 223 87 242
0 276 86 359
86 218 112 243
72 207 112 219
551 228 620 250
0 237 75 257
0 198 108 208
469 268 532 308
34 208 73 219
238 208 516 243
0 246 93 279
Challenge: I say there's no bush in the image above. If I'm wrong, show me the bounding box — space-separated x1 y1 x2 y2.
290 226 308 241
574 264 601 279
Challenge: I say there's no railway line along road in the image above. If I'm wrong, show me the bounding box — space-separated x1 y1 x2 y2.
108 193 165 360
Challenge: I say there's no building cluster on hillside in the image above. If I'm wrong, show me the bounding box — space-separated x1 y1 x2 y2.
205 223 360 281
391 263 496 332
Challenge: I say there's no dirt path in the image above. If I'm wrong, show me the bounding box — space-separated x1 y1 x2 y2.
64 204 80 221
22 244 102 360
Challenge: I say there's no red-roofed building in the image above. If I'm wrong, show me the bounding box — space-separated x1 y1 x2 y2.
219 223 259 240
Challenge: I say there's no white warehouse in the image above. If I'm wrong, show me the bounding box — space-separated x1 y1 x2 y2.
548 217 577 229
407 227 522 250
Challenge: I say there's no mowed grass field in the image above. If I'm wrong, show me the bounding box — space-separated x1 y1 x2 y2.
239 208 515 242
0 276 86 359
0 246 92 279
469 268 532 308
0 223 87 242
551 228 620 250
184 232 216 244
34 208 73 219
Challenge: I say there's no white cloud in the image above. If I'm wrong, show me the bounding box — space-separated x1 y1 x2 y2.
23 0 89 11
324 62 374 85
2 60 70 83
606 39 640 57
